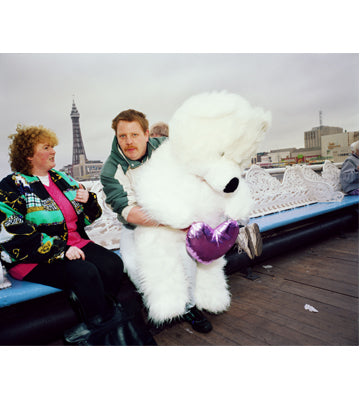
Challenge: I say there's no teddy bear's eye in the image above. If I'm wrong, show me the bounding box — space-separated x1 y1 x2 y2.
220 152 225 157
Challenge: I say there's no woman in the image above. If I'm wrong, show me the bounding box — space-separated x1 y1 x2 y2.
0 124 155 345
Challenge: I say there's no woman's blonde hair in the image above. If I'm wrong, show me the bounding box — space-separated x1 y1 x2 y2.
8 124 58 175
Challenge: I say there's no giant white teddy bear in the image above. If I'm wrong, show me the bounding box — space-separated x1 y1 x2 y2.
119 91 271 324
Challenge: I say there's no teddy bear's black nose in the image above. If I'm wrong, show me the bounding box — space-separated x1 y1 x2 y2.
223 177 239 193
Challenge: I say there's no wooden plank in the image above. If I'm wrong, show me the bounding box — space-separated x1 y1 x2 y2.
155 306 264 346
233 311 315 345
207 314 262 346
221 310 298 346
177 320 239 346
229 299 330 346
255 247 358 288
255 265 358 297
275 280 357 313
303 251 359 268
272 245 358 269
268 232 359 264
307 249 359 262
154 324 213 346
304 236 359 260
209 308 277 346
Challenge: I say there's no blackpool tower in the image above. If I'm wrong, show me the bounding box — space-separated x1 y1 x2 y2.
70 99 87 165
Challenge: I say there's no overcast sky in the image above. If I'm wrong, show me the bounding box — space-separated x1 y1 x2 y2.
0 53 358 178
1 0 359 390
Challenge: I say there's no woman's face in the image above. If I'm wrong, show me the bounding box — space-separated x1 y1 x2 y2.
27 141 56 176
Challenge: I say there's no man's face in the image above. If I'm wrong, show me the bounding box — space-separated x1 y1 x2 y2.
116 120 149 161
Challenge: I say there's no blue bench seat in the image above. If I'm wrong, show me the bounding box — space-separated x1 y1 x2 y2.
0 278 61 308
249 195 358 232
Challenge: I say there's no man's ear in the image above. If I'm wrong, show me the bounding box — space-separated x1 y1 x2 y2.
145 129 150 141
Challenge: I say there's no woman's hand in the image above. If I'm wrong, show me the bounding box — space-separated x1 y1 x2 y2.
75 184 89 203
66 246 85 260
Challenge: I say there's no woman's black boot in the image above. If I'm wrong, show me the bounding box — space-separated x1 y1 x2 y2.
63 291 93 345
102 295 157 346
64 294 157 346
63 322 93 346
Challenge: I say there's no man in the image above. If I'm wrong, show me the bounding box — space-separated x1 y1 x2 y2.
340 140 359 195
101 110 165 228
101 109 215 333
101 109 262 333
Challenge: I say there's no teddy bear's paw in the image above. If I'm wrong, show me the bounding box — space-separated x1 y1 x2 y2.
195 277 231 314
196 291 231 314
146 299 187 324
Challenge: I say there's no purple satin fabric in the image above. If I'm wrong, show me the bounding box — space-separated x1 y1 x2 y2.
186 220 239 264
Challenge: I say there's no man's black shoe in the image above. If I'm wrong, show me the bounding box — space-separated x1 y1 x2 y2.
183 306 213 333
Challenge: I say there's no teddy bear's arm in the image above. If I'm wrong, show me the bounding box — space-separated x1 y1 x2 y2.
135 171 199 230
136 186 197 230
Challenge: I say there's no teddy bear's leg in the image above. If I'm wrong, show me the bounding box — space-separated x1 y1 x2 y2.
135 227 190 324
194 257 231 314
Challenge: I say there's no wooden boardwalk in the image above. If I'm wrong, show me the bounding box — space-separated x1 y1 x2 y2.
153 228 359 346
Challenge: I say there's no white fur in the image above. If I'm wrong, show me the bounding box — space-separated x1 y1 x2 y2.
120 91 271 324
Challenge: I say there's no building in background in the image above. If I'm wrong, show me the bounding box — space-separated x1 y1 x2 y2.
61 100 103 181
253 122 359 168
304 125 343 149
321 131 359 162
268 148 296 165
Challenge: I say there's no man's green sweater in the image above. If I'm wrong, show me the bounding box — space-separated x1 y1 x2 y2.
100 136 166 228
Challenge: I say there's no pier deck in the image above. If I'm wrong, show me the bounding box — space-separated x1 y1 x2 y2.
153 227 359 346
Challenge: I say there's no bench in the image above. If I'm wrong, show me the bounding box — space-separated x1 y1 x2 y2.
1 195 358 345
248 195 358 232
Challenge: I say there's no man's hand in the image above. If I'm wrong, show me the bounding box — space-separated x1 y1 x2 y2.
127 206 161 227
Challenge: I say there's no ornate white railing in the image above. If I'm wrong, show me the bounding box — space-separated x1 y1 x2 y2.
245 161 343 217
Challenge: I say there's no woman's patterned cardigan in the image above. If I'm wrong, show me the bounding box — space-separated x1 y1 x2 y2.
0 169 102 270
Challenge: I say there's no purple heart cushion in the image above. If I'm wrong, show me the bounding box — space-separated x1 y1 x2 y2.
186 220 239 264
